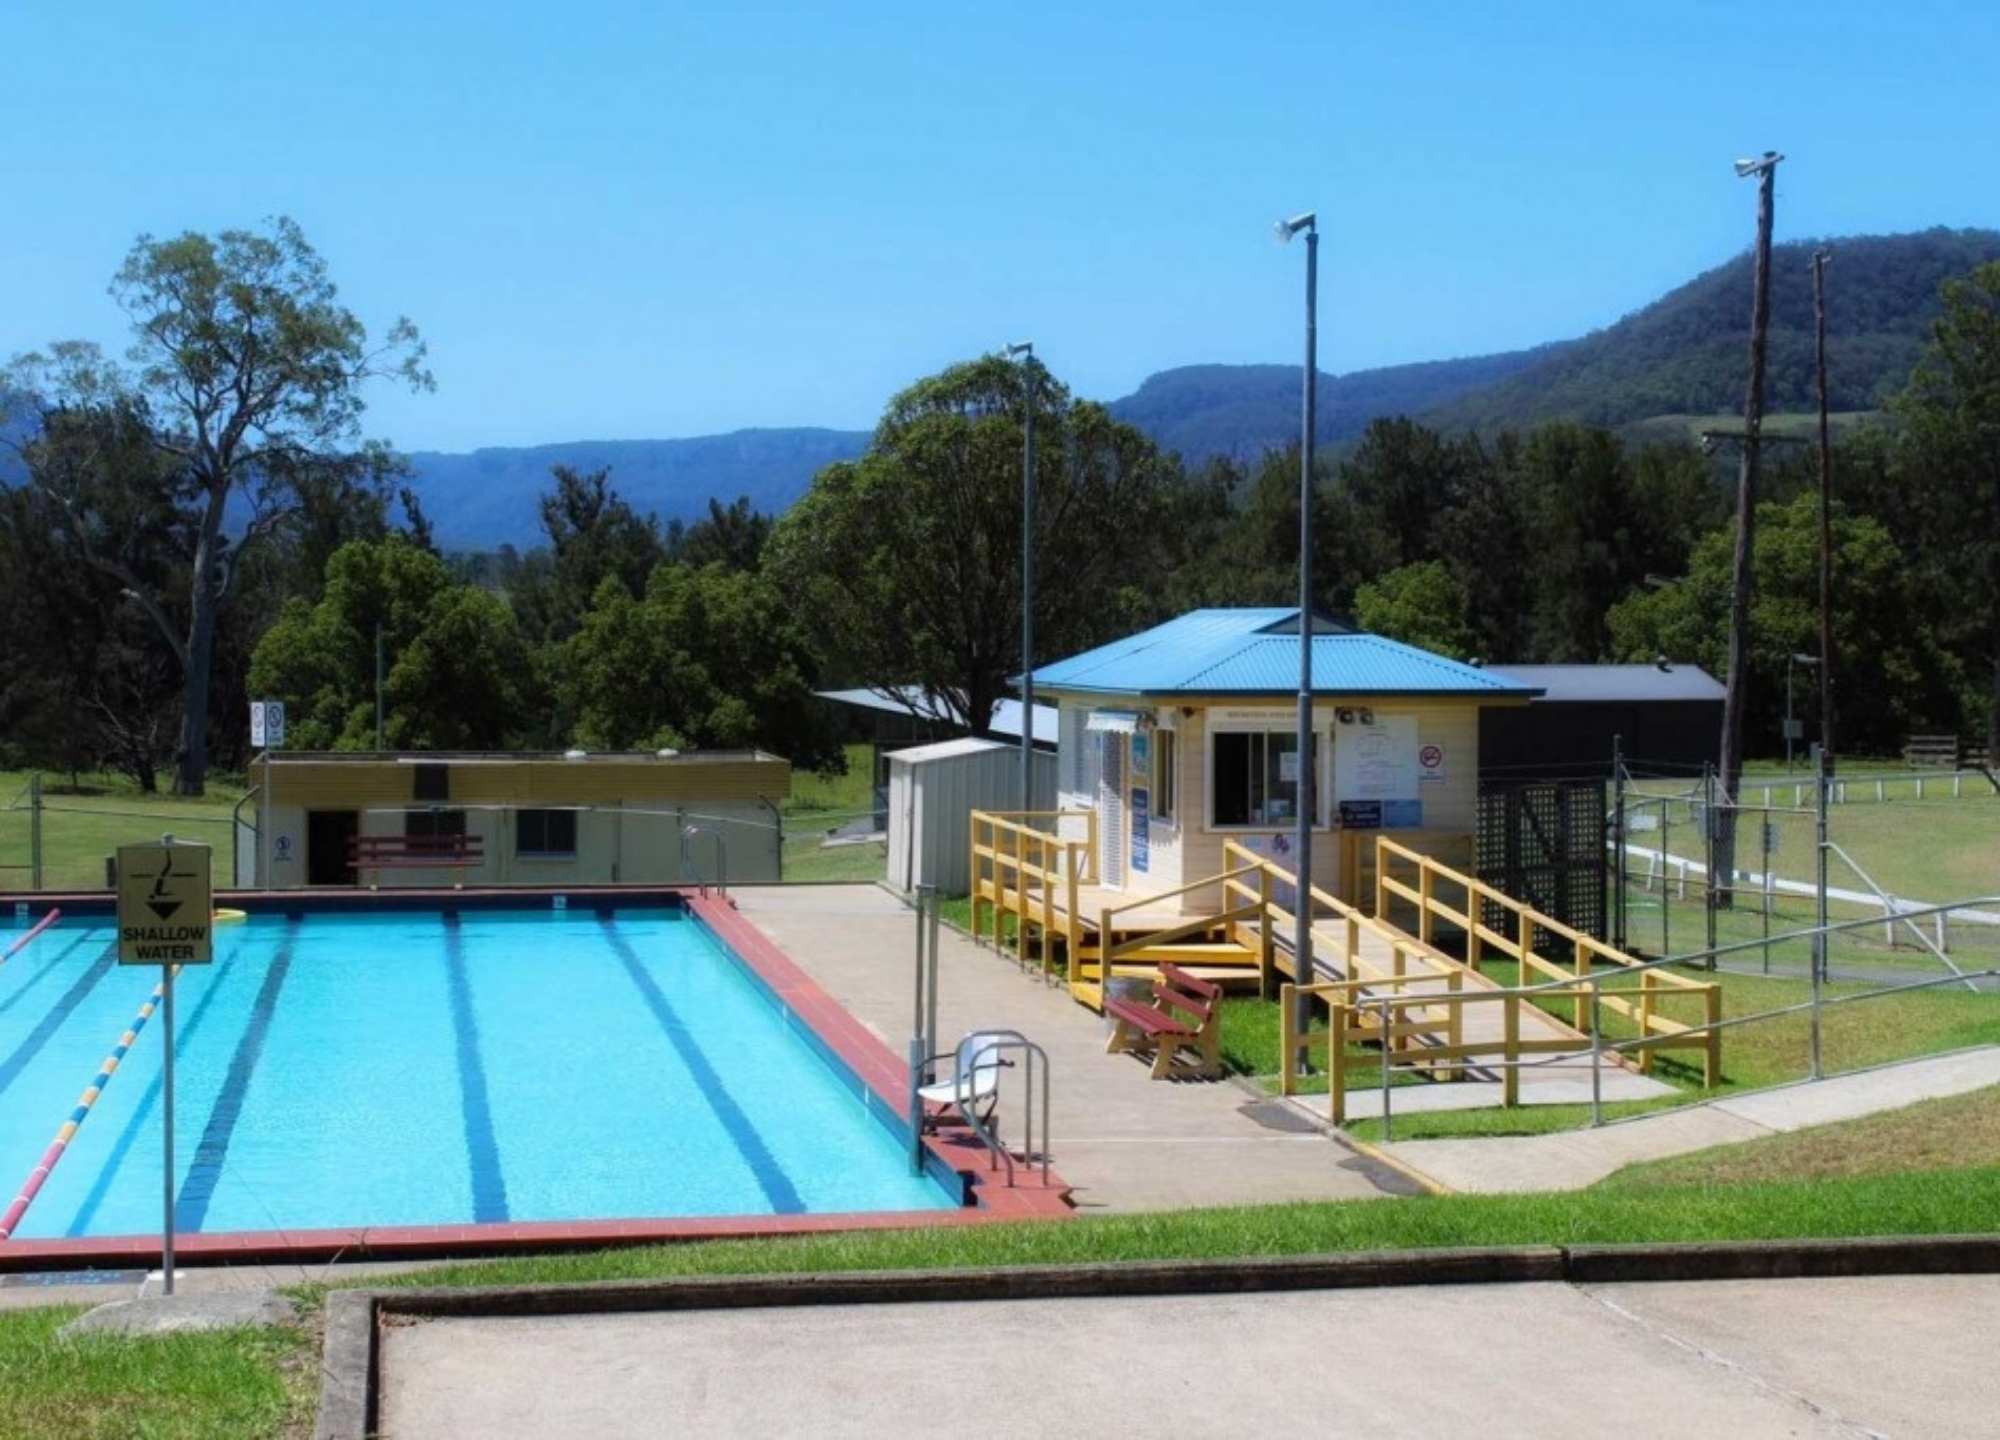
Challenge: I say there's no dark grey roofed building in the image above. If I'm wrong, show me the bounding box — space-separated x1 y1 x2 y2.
1477 663 1724 780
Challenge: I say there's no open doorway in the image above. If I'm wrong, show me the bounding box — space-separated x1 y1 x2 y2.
306 809 359 886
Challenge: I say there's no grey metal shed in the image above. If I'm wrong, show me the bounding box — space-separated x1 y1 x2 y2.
886 737 1057 895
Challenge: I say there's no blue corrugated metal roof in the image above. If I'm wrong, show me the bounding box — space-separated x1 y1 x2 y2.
1032 609 1537 699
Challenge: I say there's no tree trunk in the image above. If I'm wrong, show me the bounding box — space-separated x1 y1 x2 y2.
172 487 229 797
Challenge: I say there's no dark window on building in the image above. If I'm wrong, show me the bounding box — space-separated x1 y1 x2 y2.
413 763 450 802
517 808 578 857
1153 729 1177 822
1210 730 1315 827
405 807 467 839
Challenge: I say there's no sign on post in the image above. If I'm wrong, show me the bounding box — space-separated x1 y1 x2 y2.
116 844 214 965
250 699 286 749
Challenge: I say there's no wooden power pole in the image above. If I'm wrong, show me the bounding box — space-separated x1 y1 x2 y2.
1716 150 1782 912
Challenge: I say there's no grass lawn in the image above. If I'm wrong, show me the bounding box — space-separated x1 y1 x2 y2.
0 769 246 893
0 1308 315 1440
778 743 887 884
1621 773 2000 938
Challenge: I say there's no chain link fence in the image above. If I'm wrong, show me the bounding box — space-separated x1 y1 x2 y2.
1611 765 2000 983
2 775 888 893
1 776 245 892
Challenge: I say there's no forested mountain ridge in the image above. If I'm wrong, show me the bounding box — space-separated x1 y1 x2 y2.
391 228 2000 547
407 429 870 551
1420 227 2000 433
1104 348 1562 461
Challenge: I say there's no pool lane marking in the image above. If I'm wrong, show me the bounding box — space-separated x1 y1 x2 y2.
1 908 61 966
68 939 248 1237
0 967 177 1241
173 921 297 1233
0 927 100 1021
0 939 118 1092
602 916 806 1214
443 915 510 1223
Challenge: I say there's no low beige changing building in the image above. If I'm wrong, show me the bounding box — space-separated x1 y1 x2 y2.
243 750 790 890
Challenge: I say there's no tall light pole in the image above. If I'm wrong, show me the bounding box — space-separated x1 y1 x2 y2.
1812 246 1835 985
1005 341 1037 816
1717 150 1782 911
1276 210 1317 1028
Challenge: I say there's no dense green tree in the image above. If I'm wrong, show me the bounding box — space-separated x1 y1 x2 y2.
1605 494 1958 758
508 465 663 643
1335 417 1474 576
1352 561 1477 660
564 564 842 769
1516 423 1643 661
1889 260 2000 756
1 399 192 786
666 496 773 571
5 218 430 793
767 355 1188 735
248 538 537 751
1437 431 1538 661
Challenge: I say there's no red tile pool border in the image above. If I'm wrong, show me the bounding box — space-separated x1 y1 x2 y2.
0 888 1071 1274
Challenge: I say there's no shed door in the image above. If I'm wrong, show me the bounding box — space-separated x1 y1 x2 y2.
1099 732 1127 889
307 809 359 886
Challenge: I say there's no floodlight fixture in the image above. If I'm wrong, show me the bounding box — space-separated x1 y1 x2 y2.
1003 341 1034 360
1733 152 1783 178
1274 211 1316 244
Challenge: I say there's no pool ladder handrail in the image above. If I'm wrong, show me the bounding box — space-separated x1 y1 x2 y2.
918 1029 1050 1189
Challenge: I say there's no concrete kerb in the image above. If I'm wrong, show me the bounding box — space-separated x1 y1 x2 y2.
313 1235 2000 1440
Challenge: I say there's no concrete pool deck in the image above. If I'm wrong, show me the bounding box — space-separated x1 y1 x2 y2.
724 883 1421 1212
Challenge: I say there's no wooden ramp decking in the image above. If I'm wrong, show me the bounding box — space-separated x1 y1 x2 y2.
970 817 1721 1119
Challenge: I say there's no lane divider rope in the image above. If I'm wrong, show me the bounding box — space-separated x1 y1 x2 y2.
0 908 61 969
0 964 180 1241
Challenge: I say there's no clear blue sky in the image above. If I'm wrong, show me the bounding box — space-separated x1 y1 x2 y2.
9 3 1998 453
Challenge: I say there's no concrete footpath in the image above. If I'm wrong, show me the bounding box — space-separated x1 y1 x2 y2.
1378 1045 2000 1194
367 1268 2000 1439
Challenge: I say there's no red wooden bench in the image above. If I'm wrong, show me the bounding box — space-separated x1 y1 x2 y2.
1104 963 1224 1079
349 833 484 887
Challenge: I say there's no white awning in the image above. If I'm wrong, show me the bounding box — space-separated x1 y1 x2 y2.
1085 709 1146 734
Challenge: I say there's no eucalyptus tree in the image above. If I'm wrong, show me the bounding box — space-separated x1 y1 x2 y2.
5 218 430 792
767 355 1188 737
1891 260 2000 757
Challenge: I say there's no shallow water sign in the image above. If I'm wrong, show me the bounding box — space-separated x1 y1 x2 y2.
116 843 213 965
115 840 212 1295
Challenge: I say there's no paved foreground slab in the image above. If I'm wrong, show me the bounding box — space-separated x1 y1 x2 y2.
375 1273 2000 1438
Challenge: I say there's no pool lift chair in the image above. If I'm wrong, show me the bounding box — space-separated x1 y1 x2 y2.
913 1028 1051 1186
917 1030 1009 1137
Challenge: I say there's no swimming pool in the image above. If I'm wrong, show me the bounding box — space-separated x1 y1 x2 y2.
0 900 956 1249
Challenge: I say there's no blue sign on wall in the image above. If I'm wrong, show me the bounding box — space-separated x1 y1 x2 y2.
1131 789 1150 871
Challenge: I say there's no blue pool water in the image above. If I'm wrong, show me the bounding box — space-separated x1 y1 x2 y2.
0 907 951 1241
